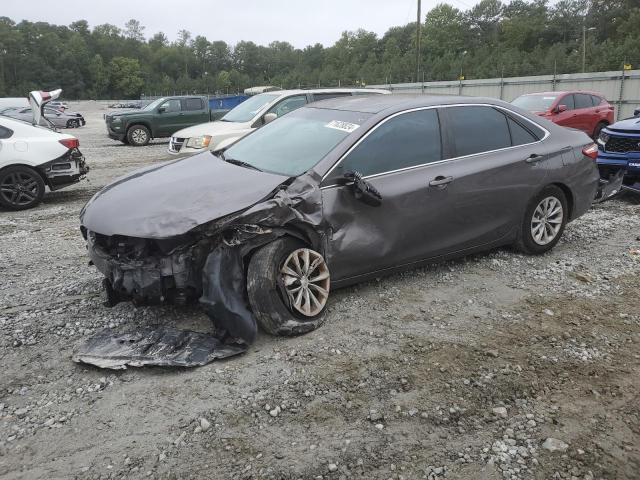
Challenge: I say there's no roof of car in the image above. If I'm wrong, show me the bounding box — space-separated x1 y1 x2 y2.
519 90 605 97
305 94 509 114
267 88 390 96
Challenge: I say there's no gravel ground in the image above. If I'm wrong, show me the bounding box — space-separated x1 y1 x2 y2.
1 102 639 480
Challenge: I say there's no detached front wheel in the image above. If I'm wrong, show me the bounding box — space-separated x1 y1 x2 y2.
247 237 330 336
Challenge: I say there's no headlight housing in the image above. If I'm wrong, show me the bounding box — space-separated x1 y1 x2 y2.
111 116 121 123
186 135 212 149
598 131 610 145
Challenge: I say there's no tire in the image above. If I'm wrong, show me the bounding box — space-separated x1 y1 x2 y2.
0 166 46 210
593 121 607 140
515 185 568 255
126 124 150 146
247 237 330 336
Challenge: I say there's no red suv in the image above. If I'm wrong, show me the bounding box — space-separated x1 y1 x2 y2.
512 91 614 139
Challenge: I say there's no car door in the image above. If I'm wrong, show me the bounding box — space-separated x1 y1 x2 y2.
431 105 552 253
321 108 450 281
156 99 182 136
180 97 209 128
572 93 596 134
551 94 580 130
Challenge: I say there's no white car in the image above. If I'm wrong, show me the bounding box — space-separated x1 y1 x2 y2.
0 90 88 210
168 88 390 156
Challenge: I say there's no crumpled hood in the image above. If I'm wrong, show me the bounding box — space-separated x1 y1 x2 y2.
173 120 252 139
80 152 289 238
607 117 640 132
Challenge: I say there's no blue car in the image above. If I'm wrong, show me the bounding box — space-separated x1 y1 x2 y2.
596 113 640 194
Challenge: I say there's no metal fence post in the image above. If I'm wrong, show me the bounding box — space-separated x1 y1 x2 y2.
499 66 505 100
552 60 557 91
617 66 626 121
458 78 463 95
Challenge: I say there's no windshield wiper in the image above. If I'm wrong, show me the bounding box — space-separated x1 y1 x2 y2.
219 152 262 172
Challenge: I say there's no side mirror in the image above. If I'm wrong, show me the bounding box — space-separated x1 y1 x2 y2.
263 112 277 125
555 104 567 113
342 171 382 207
158 107 166 114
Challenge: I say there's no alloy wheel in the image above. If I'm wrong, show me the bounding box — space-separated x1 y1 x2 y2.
131 128 148 144
530 196 564 246
280 248 330 317
0 171 40 207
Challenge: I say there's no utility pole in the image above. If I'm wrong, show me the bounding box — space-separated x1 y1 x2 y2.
416 0 422 84
582 24 586 73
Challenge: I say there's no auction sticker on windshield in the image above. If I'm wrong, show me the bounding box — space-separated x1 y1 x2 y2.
325 120 360 133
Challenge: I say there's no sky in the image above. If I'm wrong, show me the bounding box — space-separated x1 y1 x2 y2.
2 0 478 48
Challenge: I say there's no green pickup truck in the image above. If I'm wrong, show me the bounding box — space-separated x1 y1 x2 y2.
105 96 225 146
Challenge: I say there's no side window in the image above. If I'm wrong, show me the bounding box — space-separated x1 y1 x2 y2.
574 94 593 109
268 95 307 117
182 98 204 111
561 94 575 110
447 106 511 157
312 93 351 102
590 95 603 106
159 99 181 113
337 109 442 177
507 116 538 145
0 125 13 139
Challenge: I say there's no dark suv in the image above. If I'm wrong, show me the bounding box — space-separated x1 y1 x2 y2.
597 116 640 189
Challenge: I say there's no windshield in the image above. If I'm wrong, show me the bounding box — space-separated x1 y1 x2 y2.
142 98 165 111
221 93 279 122
512 95 557 112
222 107 371 176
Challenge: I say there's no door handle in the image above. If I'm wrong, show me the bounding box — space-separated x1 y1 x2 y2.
525 153 545 163
429 176 454 187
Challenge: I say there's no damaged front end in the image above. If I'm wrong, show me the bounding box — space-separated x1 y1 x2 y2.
79 171 326 361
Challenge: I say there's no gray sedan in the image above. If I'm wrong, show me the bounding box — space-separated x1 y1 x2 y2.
80 95 599 345
0 106 85 128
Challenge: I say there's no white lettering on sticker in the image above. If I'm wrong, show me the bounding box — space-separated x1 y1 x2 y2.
325 120 360 133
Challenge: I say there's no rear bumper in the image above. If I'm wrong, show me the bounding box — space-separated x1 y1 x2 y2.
38 149 89 190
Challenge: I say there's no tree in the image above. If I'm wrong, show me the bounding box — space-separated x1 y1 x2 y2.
124 19 145 41
109 56 144 97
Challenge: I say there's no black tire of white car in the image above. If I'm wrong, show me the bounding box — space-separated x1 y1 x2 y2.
247 237 330 336
127 125 150 146
0 165 46 210
516 185 568 255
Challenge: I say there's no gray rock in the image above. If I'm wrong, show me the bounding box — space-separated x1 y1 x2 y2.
542 437 569 453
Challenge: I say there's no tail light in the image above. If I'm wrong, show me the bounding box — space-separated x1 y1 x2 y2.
582 143 598 160
59 138 79 149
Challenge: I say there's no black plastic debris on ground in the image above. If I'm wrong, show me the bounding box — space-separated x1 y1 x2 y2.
72 326 247 370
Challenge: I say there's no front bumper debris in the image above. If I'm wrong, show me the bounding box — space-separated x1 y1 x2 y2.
73 326 247 369
594 169 626 202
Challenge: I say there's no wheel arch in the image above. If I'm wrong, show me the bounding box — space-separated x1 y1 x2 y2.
126 122 153 138
549 182 574 219
0 162 48 185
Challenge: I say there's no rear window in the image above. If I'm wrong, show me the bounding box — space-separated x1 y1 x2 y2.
574 94 593 109
182 98 204 111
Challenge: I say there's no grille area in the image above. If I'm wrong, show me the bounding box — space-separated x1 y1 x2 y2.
605 135 640 153
169 137 185 153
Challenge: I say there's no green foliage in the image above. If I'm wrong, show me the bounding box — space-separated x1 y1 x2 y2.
0 1 638 99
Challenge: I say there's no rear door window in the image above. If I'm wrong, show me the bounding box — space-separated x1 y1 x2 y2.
446 106 512 157
574 94 593 109
337 108 442 177
507 117 539 145
182 98 204 111
0 124 13 139
590 95 603 106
